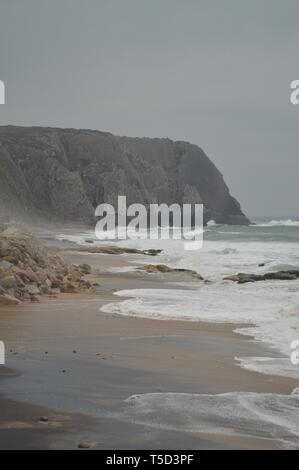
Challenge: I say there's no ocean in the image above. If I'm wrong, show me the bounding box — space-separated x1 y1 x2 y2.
58 217 299 380
57 217 299 447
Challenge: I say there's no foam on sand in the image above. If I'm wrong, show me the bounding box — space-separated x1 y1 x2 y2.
101 283 299 380
113 391 299 448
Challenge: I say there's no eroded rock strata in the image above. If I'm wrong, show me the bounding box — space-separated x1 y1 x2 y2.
0 126 250 225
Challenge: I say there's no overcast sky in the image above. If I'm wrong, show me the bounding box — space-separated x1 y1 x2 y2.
0 0 298 217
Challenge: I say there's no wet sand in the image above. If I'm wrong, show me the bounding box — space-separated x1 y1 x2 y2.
1 227 299 449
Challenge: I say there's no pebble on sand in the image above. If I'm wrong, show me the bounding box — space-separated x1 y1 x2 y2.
39 416 49 422
78 442 90 449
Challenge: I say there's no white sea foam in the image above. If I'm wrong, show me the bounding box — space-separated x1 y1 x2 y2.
56 232 97 245
256 219 299 227
101 281 299 380
207 219 217 226
60 226 299 380
236 357 299 380
108 266 137 274
60 223 299 444
112 391 299 448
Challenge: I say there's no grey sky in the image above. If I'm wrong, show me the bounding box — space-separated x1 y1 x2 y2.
0 0 298 217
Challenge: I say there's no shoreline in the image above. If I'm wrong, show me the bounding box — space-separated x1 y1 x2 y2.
1 226 299 449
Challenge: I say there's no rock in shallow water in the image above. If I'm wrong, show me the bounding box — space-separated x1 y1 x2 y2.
138 264 203 279
224 270 299 284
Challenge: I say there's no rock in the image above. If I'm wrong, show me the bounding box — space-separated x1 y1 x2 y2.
68 271 81 283
78 264 91 275
143 249 163 256
0 293 20 305
15 275 25 288
0 227 96 302
224 273 262 284
25 284 40 296
142 264 175 273
78 442 90 449
224 270 299 284
39 416 49 422
223 274 241 282
81 280 91 288
39 285 50 294
2 256 18 264
36 269 47 282
24 267 39 283
51 280 61 289
76 245 163 257
238 276 258 284
0 275 17 289
264 272 298 281
0 260 13 271
11 267 30 283
50 288 60 295
138 264 203 279
0 126 250 226
60 282 77 293
45 278 52 288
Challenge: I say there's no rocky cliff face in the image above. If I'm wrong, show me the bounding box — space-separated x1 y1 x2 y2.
0 126 250 225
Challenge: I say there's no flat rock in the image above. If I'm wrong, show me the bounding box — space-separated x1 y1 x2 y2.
0 293 21 305
224 270 299 284
138 264 203 280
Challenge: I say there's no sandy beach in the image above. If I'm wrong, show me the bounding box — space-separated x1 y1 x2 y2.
2 0 299 457
0 225 298 450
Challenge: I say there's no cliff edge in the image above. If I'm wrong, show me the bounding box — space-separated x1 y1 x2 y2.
0 126 250 225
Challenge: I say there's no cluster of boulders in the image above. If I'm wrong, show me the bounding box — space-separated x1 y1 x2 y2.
224 270 299 284
0 226 93 306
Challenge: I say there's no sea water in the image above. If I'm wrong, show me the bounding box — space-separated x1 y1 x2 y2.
57 217 299 446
